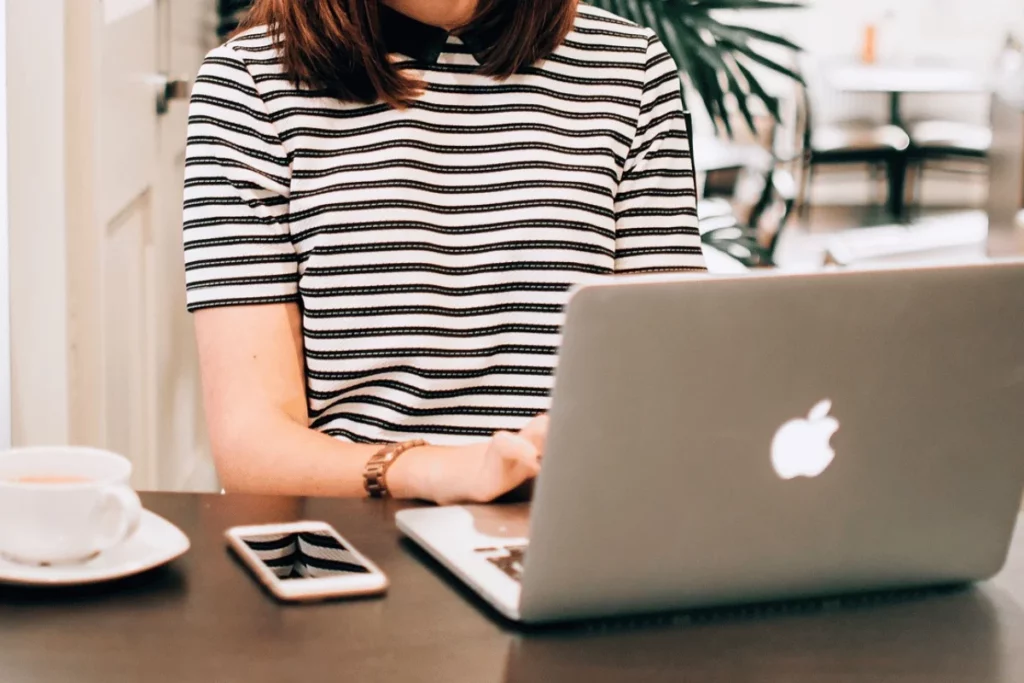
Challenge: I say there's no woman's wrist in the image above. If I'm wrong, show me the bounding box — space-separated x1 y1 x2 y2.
386 442 482 503
384 444 441 501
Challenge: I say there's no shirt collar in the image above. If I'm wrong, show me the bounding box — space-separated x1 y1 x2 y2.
380 5 496 64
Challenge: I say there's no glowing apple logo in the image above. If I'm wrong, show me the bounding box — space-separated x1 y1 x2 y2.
771 399 839 480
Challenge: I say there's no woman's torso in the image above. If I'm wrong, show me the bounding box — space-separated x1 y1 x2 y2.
190 6 697 444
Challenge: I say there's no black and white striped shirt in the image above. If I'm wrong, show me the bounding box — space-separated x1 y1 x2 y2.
183 4 705 445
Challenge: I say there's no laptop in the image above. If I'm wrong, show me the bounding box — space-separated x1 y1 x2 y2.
397 261 1024 624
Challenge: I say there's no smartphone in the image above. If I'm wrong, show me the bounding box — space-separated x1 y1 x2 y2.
225 521 389 602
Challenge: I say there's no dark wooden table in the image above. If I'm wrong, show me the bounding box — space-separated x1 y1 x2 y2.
2 493 1023 683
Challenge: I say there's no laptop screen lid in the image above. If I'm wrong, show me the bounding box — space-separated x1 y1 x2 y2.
518 262 1024 623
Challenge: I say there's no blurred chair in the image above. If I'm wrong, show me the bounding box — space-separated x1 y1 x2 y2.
905 37 1024 211
791 59 911 219
905 121 991 212
701 163 798 268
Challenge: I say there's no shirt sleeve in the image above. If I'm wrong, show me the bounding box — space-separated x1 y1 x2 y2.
182 44 298 312
613 32 706 274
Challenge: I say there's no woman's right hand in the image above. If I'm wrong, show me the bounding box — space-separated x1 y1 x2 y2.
390 414 549 505
448 414 549 505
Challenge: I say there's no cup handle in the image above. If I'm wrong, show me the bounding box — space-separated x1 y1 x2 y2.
91 485 143 554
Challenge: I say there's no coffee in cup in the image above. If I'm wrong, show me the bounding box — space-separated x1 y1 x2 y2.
0 447 142 565
10 475 94 485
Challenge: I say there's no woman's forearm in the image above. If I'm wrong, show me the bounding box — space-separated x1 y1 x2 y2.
193 304 507 502
214 411 476 500
215 412 379 497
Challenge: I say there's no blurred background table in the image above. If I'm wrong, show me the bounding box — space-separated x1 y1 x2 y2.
828 63 990 126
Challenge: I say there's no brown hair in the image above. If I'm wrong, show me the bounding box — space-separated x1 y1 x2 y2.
241 0 579 108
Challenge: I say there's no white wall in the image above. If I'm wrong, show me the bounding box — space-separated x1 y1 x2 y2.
0 0 10 448
772 0 1023 66
734 0 1024 125
6 0 70 446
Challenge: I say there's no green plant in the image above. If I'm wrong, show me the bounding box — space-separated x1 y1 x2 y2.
589 0 805 136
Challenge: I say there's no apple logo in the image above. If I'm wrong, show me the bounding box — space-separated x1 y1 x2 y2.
771 399 840 480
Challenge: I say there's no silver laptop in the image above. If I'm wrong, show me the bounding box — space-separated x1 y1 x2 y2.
396 262 1024 624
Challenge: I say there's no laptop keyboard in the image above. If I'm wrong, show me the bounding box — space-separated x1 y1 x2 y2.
475 544 528 582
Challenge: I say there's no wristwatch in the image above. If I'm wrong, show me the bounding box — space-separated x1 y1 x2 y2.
363 440 426 498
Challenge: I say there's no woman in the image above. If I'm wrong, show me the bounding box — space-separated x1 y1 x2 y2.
184 0 704 503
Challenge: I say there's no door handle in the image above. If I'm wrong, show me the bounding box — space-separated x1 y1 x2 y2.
154 75 192 115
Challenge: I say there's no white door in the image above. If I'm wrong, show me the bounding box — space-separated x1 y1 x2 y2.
64 0 217 489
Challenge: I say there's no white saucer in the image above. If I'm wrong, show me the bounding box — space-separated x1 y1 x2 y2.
0 509 190 586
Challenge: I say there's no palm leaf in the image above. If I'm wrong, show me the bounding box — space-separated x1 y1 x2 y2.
587 0 805 137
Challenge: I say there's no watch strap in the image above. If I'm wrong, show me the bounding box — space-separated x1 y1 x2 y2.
363 440 426 498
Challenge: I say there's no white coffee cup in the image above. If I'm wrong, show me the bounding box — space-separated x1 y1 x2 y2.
0 447 143 565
